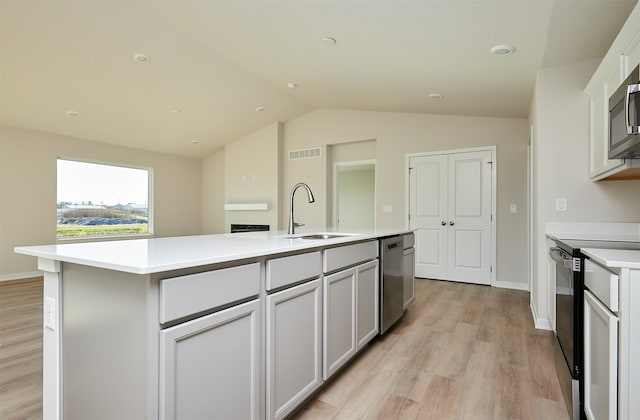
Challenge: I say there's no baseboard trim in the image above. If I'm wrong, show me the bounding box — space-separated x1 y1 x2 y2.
492 280 529 291
530 301 553 331
0 271 43 282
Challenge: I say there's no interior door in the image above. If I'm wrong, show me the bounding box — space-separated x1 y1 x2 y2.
409 154 448 279
447 151 492 284
409 150 492 285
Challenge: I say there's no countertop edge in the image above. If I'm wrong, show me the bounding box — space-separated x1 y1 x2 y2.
15 230 413 274
581 248 640 269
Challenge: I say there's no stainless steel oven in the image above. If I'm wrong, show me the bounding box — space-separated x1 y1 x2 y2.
551 245 580 372
550 242 583 420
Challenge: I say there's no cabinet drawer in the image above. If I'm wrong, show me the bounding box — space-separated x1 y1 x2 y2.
323 241 378 273
584 259 619 312
160 263 260 324
266 251 321 291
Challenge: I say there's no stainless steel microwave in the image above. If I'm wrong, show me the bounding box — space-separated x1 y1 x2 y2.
609 64 640 159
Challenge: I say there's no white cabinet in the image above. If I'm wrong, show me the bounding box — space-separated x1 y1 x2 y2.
623 20 640 78
265 251 321 291
266 279 322 420
588 66 631 179
581 254 640 420
583 290 618 420
159 299 261 420
324 267 357 379
322 240 379 380
356 260 379 348
158 263 262 420
585 2 640 180
159 263 260 323
323 240 378 273
265 251 323 420
323 259 379 380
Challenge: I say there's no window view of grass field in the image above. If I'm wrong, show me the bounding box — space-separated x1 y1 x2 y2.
57 159 151 238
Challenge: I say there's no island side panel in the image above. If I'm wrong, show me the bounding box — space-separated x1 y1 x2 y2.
62 263 154 419
39 258 62 420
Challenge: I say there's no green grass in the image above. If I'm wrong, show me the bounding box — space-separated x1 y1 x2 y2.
57 224 148 238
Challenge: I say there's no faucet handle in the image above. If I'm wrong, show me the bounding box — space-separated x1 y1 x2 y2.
294 222 305 228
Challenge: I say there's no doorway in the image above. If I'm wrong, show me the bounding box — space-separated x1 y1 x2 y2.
333 161 376 231
407 147 496 285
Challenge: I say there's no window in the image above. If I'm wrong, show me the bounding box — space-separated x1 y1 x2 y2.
57 158 152 239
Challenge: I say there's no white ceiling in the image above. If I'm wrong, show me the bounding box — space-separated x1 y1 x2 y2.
1 0 637 158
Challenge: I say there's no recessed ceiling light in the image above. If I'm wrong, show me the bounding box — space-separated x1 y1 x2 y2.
133 53 151 63
428 93 444 100
287 82 298 89
66 110 81 117
256 106 267 112
170 109 182 114
490 45 516 56
322 37 337 46
190 140 200 145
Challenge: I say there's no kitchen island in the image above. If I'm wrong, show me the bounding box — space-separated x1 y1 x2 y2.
15 229 413 420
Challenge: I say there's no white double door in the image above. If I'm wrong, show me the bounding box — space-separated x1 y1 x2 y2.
409 150 493 285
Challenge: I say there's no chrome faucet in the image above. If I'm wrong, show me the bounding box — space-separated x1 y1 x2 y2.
288 182 315 235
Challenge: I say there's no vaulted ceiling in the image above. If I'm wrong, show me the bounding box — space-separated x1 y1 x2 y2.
1 0 637 158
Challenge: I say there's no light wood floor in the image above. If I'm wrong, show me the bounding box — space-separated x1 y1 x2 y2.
0 277 43 420
292 279 570 420
0 277 568 420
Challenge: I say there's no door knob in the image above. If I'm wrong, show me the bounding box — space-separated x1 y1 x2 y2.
449 221 455 226
441 221 446 226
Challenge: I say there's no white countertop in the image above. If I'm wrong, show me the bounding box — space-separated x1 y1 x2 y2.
15 229 411 274
581 248 640 269
545 222 640 243
547 233 640 242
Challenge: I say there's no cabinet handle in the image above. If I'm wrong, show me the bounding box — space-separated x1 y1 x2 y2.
449 221 455 226
626 84 640 135
441 221 446 226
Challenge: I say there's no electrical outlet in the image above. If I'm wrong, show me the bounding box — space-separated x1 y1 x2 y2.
45 297 56 330
510 204 518 214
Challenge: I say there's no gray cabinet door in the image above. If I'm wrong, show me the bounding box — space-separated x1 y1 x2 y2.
266 279 323 420
403 247 415 309
323 267 357 380
159 299 260 420
356 260 379 349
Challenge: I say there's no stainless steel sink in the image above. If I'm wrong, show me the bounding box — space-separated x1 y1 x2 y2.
299 234 348 240
281 232 359 240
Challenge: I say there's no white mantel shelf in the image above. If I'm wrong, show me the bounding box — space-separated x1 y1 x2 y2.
224 203 269 211
14 229 409 275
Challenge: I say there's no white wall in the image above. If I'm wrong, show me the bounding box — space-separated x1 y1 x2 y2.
0 125 202 278
326 140 377 227
530 59 640 328
281 109 530 288
201 149 225 234
223 122 281 232
336 165 376 230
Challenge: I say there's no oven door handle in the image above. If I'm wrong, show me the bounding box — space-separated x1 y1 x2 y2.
626 83 640 135
550 247 580 271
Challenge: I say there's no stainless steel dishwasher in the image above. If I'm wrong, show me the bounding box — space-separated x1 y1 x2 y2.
380 235 404 334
